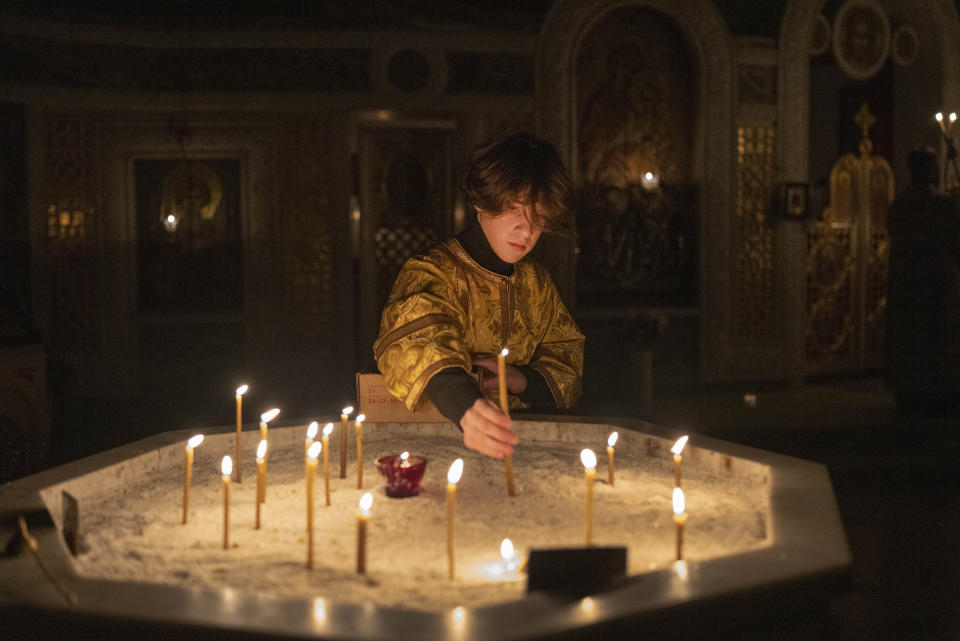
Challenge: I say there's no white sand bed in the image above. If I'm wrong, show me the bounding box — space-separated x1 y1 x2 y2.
69 421 770 612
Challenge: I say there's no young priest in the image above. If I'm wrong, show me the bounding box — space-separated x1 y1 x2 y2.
374 132 584 458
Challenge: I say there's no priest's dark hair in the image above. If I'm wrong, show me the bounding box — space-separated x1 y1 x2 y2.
461 132 574 234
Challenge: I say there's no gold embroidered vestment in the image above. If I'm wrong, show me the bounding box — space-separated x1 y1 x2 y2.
374 239 584 411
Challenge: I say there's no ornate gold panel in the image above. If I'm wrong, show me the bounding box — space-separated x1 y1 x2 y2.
735 126 776 339
806 103 894 373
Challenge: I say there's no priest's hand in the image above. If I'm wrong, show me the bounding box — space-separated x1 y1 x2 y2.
472 356 528 394
459 397 518 459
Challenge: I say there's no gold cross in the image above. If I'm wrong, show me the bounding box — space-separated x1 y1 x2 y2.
854 102 876 139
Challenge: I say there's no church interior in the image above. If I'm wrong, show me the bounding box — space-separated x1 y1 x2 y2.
1 1 958 639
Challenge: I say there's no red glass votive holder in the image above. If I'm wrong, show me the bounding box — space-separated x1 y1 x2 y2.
376 454 428 497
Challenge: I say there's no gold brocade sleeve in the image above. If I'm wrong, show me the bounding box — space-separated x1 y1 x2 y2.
373 250 472 411
523 263 584 409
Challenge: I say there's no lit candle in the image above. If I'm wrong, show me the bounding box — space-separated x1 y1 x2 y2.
606 432 618 486
446 458 464 580
340 406 353 479
936 111 946 134
306 441 322 569
322 422 333 506
357 492 373 574
671 435 689 488
221 456 232 550
305 421 319 463
234 385 248 482
641 171 659 191
182 434 204 524
673 487 687 561
255 440 267 528
399 451 410 468
580 449 597 545
259 408 280 501
355 414 366 489
260 407 280 441
500 538 520 574
497 348 516 497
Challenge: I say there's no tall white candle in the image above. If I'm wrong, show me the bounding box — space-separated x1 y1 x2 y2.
580 449 597 545
234 385 248 482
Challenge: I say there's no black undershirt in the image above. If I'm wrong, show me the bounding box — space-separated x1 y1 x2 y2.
424 220 555 426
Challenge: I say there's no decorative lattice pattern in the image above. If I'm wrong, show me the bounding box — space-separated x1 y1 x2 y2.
375 226 439 302
279 124 335 344
734 126 776 339
43 114 100 354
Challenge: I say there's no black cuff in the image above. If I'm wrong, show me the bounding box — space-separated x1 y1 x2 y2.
425 368 483 430
516 365 555 409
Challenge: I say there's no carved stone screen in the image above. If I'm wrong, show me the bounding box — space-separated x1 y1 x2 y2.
575 6 697 308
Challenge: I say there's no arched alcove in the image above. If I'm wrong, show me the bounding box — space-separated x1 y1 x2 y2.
537 0 734 388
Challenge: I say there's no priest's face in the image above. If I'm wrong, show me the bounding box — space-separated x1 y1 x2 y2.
477 200 543 264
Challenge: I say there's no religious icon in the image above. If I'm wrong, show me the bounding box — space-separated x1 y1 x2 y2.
832 0 890 80
784 183 808 219
891 25 919 67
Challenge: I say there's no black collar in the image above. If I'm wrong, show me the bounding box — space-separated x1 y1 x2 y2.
456 219 514 276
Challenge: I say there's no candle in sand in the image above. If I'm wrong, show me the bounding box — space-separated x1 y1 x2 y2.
182 434 204 524
580 449 597 545
306 441 321 568
340 406 353 479
357 492 373 574
497 348 515 497
234 385 247 482
446 458 464 579
221 456 232 549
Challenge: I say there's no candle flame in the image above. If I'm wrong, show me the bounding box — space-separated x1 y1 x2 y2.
256 439 267 460
308 441 322 460
447 458 464 484
306 421 319 440
500 538 514 561
187 434 204 449
355 413 365 424
235 384 248 396
607 431 618 447
359 492 373 513
952 112 958 123
221 455 233 477
673 487 685 514
580 448 597 469
400 451 409 461
341 406 354 416
260 408 280 423
671 435 689 455
323 422 334 437
580 596 596 613
500 347 509 357
936 112 944 122
313 597 326 624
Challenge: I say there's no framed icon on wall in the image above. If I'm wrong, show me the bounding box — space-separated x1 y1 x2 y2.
784 183 809 219
832 0 890 80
